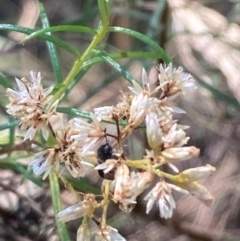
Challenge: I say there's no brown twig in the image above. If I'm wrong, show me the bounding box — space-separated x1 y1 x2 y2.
0 139 49 155
0 140 35 154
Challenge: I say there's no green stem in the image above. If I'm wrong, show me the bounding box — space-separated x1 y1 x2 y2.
126 159 151 166
152 168 177 182
51 23 107 105
126 159 176 181
49 171 71 241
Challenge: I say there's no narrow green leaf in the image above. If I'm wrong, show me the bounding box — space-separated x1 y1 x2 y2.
99 52 135 85
83 51 164 68
51 83 65 95
57 107 92 119
67 177 101 195
109 51 163 59
108 26 171 63
0 74 13 88
39 3 63 83
57 107 126 126
59 51 158 103
49 172 71 241
79 58 135 106
58 51 99 102
9 116 15 145
23 25 96 43
0 119 19 131
0 24 80 57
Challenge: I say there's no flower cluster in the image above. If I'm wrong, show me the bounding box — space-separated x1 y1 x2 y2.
6 71 58 140
6 64 216 241
29 119 96 180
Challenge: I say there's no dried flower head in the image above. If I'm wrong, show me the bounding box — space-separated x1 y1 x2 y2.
6 71 58 140
144 180 188 219
29 148 59 180
158 63 196 100
120 170 154 208
29 117 96 179
72 113 107 153
128 92 150 129
161 146 200 162
56 119 95 178
145 110 163 150
57 194 96 222
111 163 130 203
174 165 216 206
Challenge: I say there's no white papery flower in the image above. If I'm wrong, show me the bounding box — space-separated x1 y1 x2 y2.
54 119 94 178
129 68 162 96
109 170 152 212
144 181 188 219
127 68 167 131
162 146 200 162
129 68 150 95
124 171 154 204
158 63 196 100
57 199 95 222
128 92 149 128
6 71 57 140
71 113 106 153
145 110 163 150
95 158 118 174
177 181 214 207
29 148 59 180
163 123 190 148
177 164 216 183
29 116 97 180
112 163 130 203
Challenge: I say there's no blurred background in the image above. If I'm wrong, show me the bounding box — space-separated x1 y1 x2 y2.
1 0 240 240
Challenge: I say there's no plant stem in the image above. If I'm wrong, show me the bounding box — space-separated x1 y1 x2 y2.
51 23 107 105
49 171 71 241
126 159 177 181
